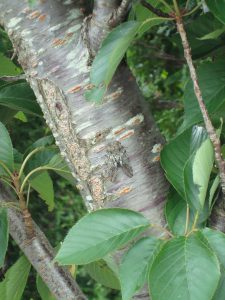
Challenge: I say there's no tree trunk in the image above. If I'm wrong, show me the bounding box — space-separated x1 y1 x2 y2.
0 0 169 298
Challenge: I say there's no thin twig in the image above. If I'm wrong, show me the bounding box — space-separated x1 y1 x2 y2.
140 0 170 18
108 0 131 27
0 74 26 82
175 3 225 197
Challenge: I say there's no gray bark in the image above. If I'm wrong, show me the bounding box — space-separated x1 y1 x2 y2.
0 183 87 300
0 0 169 298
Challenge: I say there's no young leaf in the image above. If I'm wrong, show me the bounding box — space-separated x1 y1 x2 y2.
0 121 14 174
86 21 140 103
161 126 208 198
0 81 42 116
183 137 214 211
120 237 162 300
85 259 120 290
0 256 31 300
180 60 225 131
149 232 220 300
36 274 56 300
205 1 225 24
29 171 54 211
55 208 150 265
0 208 8 268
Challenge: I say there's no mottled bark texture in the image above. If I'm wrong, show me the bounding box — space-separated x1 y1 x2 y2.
0 183 87 300
0 0 169 299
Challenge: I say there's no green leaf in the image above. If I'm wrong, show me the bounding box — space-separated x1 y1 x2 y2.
183 137 214 211
55 208 150 265
165 188 209 236
205 1 225 24
165 189 194 235
181 60 225 131
0 121 14 174
202 228 225 300
161 126 208 198
0 53 21 76
29 171 54 211
85 259 120 290
86 21 140 102
36 274 56 300
209 176 220 208
120 237 162 300
149 232 220 300
198 26 225 40
0 208 8 268
48 154 74 184
0 81 42 116
0 256 31 300
14 111 28 122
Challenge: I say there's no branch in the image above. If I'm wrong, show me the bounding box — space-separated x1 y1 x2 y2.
0 183 87 300
108 0 131 27
140 0 170 18
175 11 225 197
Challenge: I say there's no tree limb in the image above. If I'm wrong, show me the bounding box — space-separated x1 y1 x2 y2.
108 0 132 27
0 183 87 300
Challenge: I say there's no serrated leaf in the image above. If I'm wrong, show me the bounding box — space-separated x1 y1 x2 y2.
202 228 225 300
181 60 225 131
29 171 54 211
87 17 167 103
183 137 214 211
165 189 194 235
86 21 140 102
205 1 225 24
36 274 56 300
149 232 220 300
0 208 8 268
85 259 120 290
55 208 150 265
0 256 31 300
0 121 14 174
0 81 42 116
0 53 21 76
161 126 208 198
165 188 209 236
120 237 162 300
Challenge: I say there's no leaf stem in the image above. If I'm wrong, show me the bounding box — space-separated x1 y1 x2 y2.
192 211 199 231
0 160 13 178
184 204 190 235
19 146 52 179
151 223 173 238
159 0 174 12
20 166 71 194
183 3 201 17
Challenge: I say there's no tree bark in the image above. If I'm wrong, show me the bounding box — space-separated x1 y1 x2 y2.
0 0 169 298
0 183 87 300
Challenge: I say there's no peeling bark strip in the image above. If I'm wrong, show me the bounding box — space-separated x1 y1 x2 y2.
0 184 87 300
